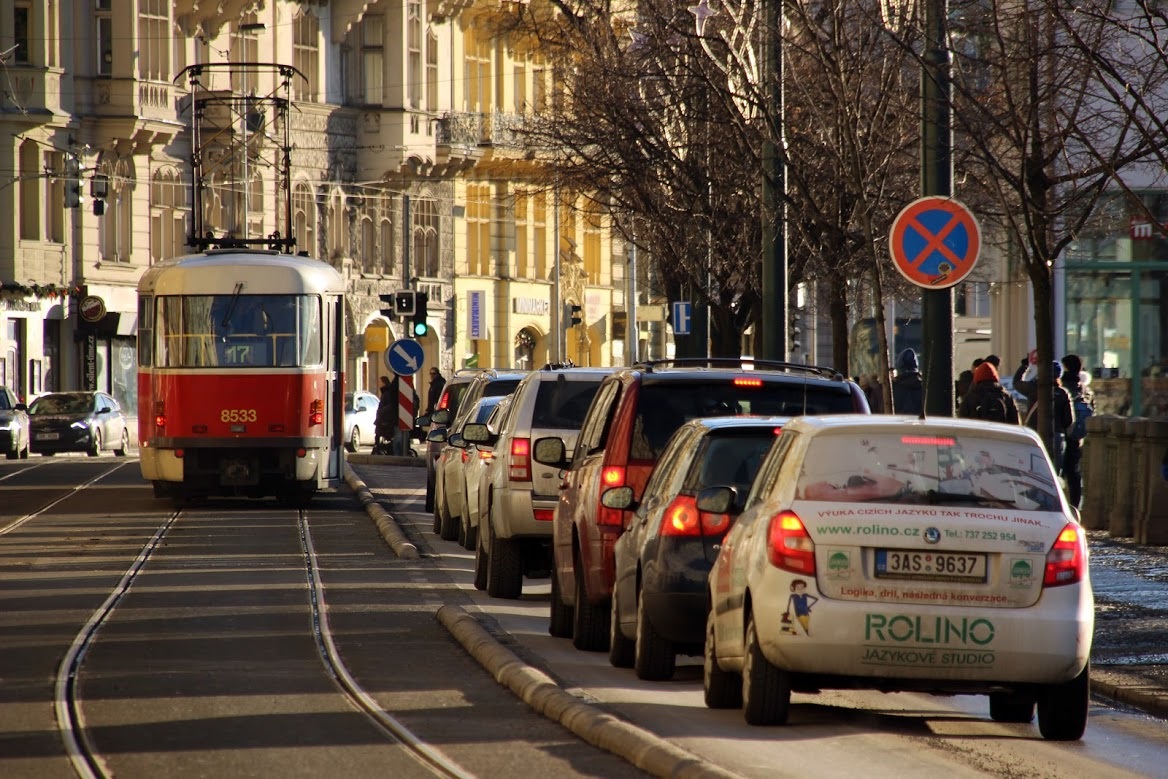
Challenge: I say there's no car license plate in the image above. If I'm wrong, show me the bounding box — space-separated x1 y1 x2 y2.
36 432 60 441
875 549 987 583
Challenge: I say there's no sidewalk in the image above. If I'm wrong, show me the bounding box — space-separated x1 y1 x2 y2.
344 455 1168 728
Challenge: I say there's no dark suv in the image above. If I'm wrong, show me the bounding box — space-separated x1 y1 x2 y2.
533 359 869 651
427 369 526 532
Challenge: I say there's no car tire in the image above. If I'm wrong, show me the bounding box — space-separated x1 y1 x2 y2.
347 427 360 453
87 429 101 457
463 521 478 553
549 568 574 638
608 588 634 668
486 532 522 599
704 608 742 709
473 527 489 591
115 429 129 457
5 447 16 460
1037 664 1089 741
989 692 1035 723
742 615 790 726
432 500 443 534
19 436 28 459
634 589 675 681
572 555 610 652
425 476 435 512
457 514 467 547
440 508 459 541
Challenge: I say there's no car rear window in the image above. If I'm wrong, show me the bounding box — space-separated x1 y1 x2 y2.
687 429 779 495
629 381 856 459
443 381 473 418
532 379 604 429
482 379 521 398
795 431 1060 511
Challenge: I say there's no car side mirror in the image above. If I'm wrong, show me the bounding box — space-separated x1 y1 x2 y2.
15 403 26 412
462 422 490 444
532 436 567 467
696 485 736 515
427 429 448 444
417 414 431 427
449 432 467 448
430 409 451 426
600 486 637 511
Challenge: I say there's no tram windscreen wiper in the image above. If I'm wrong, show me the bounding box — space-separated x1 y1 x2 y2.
926 489 1016 508
221 282 244 328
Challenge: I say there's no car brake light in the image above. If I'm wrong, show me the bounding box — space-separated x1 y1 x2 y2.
597 465 627 526
660 494 732 537
479 450 493 461
437 392 450 410
767 510 816 574
509 437 531 481
1044 522 1085 587
534 508 555 522
460 449 469 463
309 399 324 426
733 377 763 387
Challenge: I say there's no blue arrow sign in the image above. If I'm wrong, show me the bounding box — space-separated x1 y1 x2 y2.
385 338 425 376
672 301 692 336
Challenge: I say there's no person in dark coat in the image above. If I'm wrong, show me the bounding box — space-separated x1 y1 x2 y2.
957 362 1020 423
426 367 446 415
892 349 924 415
1060 354 1093 508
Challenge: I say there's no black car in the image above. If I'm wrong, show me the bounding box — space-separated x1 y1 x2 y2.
606 416 787 679
28 391 130 457
0 386 29 460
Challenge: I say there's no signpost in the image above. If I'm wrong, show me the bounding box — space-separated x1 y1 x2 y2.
672 301 692 336
384 338 424 376
889 196 981 289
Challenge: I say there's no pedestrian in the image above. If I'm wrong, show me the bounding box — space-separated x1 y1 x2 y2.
374 375 395 454
957 361 1020 423
1060 354 1094 508
1040 361 1074 474
426 367 446 416
860 373 884 412
955 369 974 405
892 348 924 415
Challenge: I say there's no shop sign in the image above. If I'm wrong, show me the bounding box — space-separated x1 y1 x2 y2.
513 297 550 316
79 295 107 323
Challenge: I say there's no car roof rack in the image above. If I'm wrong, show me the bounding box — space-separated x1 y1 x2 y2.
630 357 843 380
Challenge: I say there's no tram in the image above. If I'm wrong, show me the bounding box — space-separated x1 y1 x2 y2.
137 250 346 504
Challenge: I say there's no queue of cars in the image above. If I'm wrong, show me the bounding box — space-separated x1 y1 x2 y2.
425 359 1095 742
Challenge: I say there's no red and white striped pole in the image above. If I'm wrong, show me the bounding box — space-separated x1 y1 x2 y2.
397 374 415 431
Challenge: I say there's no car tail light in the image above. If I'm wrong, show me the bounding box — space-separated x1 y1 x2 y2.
660 494 732 537
733 377 763 388
509 437 531 481
767 510 816 574
597 465 627 526
437 391 450 410
1044 522 1085 587
309 399 324 426
479 450 493 461
460 449 469 464
534 508 555 522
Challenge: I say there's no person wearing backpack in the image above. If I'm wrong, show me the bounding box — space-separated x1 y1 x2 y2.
957 362 1020 424
892 349 924 415
1061 354 1094 508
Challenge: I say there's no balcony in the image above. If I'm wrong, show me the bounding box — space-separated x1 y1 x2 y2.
0 67 67 122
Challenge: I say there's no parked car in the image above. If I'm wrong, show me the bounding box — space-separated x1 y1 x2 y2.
464 366 614 598
343 391 380 452
0 386 29 460
422 369 523 512
606 416 787 678
432 393 510 542
534 358 869 651
703 415 1092 740
29 391 130 457
425 371 525 537
458 395 512 551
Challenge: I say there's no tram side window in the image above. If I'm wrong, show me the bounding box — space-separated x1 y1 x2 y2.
138 295 153 367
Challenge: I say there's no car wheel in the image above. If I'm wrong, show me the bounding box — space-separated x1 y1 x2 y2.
456 514 467 547
440 508 459 541
432 498 443 534
87 429 101 457
608 587 634 668
486 531 523 599
1037 664 1089 741
425 476 435 512
115 429 129 457
347 427 360 453
463 520 478 553
989 692 1035 723
742 615 790 726
19 435 28 459
634 588 675 681
549 567 574 638
571 554 610 652
5 446 16 460
473 526 489 591
704 608 742 709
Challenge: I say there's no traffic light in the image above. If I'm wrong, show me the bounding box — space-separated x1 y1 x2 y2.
569 304 582 327
411 292 428 337
393 289 416 316
378 293 396 318
64 153 82 209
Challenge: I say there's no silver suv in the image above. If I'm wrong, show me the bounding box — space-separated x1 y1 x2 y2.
463 365 614 599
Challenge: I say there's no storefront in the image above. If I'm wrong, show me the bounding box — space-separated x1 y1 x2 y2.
1063 192 1168 417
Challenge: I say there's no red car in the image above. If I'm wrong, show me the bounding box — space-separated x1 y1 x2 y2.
532 358 870 651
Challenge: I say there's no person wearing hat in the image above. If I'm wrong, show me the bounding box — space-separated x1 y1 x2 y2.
958 361 1020 423
425 367 446 416
892 348 924 415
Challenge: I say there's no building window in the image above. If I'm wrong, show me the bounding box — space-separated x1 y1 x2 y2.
426 28 438 114
100 173 132 263
150 168 188 264
96 1 112 75
514 56 527 114
532 56 547 115
464 29 490 113
138 0 169 82
231 14 260 95
407 0 422 109
293 12 320 102
413 198 439 278
47 152 65 243
514 194 529 279
380 217 394 275
293 182 316 256
467 185 490 276
533 193 546 279
19 140 39 240
361 15 384 105
584 201 602 281
13 2 30 64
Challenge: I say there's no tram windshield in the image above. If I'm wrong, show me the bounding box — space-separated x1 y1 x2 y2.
156 294 322 368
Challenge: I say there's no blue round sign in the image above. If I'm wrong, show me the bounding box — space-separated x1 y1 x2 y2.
385 338 425 376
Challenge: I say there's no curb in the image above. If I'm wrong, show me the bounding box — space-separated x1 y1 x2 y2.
346 453 426 467
1090 669 1168 719
437 605 741 779
344 467 741 779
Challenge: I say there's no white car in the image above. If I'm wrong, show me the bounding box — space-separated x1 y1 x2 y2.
343 391 380 452
459 395 513 551
703 415 1093 740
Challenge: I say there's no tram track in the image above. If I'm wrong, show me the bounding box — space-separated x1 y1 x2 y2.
49 499 476 779
0 462 131 537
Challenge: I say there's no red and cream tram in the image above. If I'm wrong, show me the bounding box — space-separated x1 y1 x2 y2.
137 250 346 504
